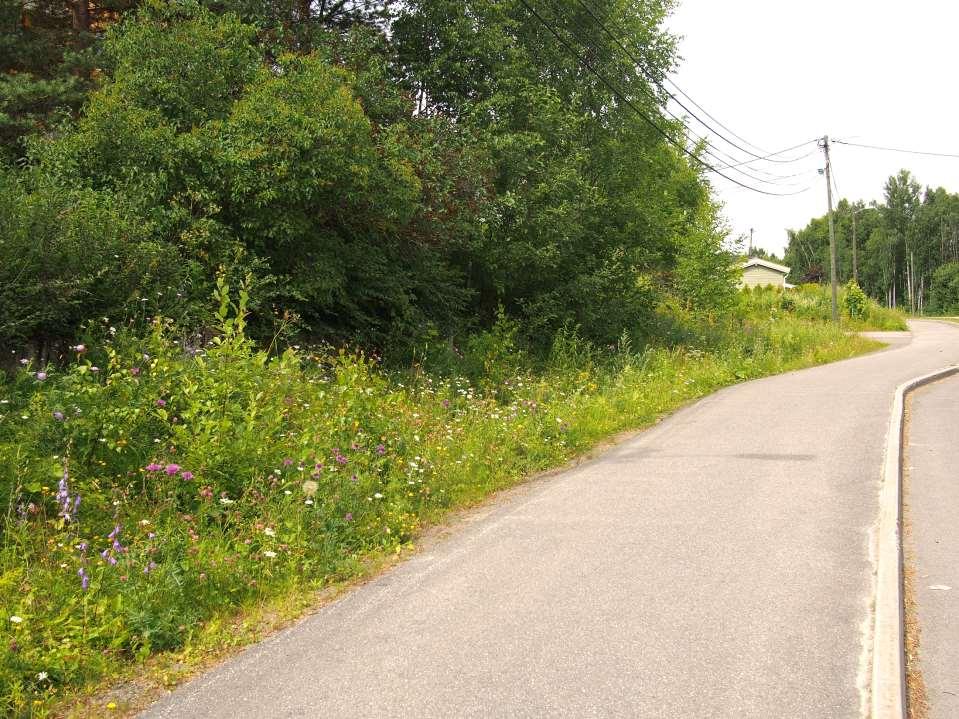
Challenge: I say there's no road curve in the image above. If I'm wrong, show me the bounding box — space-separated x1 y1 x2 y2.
142 320 959 719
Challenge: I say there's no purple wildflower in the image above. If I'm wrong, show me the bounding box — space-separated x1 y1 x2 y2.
56 468 75 521
375 444 386 455
35 371 47 381
107 525 120 541
164 464 180 476
180 471 194 481
344 512 353 522
442 399 450 409
283 458 294 466
350 474 358 483
130 367 141 376
155 398 166 407
145 463 163 472
78 568 89 591
73 344 86 353
53 411 65 421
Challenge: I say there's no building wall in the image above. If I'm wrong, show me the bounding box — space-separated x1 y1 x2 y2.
741 266 786 289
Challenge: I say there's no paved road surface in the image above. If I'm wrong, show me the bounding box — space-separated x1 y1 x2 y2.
143 321 959 719
906 374 959 718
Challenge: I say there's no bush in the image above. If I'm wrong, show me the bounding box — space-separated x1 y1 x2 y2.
929 262 959 315
842 281 868 319
0 168 184 359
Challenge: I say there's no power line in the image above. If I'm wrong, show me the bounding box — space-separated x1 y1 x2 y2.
516 0 809 196
833 139 959 159
538 0 813 189
712 142 819 170
575 0 811 166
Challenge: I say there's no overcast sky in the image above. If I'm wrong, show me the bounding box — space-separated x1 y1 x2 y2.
666 0 959 257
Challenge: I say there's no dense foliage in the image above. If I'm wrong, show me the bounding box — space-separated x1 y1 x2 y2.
784 169 959 314
1 0 736 361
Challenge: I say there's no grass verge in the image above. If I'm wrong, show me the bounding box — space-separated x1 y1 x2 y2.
1 307 884 717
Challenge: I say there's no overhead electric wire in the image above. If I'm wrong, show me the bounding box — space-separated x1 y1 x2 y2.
515 0 810 197
541 0 814 188
711 142 819 170
575 0 813 166
833 139 959 159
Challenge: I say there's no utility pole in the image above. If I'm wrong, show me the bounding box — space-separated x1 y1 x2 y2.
852 210 859 284
820 136 839 322
749 228 754 254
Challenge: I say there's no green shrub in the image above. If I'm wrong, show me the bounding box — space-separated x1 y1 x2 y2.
929 262 959 315
842 280 868 319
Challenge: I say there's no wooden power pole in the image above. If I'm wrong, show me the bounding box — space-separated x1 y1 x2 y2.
820 136 839 322
852 210 859 284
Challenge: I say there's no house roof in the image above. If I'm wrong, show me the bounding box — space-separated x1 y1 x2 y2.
741 257 791 275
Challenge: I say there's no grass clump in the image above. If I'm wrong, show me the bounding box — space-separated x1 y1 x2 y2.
0 290 880 716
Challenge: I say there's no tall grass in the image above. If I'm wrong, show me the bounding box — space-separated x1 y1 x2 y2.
739 283 908 331
0 296 881 716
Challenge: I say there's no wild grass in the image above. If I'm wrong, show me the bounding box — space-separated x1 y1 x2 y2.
740 283 908 331
0 292 882 716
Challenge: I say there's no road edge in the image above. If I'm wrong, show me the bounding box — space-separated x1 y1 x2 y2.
872 365 959 719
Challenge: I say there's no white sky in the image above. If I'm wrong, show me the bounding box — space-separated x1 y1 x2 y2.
667 0 959 257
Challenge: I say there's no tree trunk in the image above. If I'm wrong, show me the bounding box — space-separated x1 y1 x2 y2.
69 1 91 32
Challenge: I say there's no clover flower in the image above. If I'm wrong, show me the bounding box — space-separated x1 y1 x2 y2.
375 444 386 455
52 411 65 421
155 398 166 407
145 463 163 472
35 371 47 381
164 464 180 476
180 471 194 481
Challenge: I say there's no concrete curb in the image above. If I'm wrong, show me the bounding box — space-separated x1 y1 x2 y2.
872 365 959 719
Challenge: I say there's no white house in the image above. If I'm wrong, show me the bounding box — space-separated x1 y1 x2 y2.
739 257 793 289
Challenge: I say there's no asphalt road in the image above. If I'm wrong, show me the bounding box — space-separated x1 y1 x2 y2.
143 320 959 719
906 374 959 718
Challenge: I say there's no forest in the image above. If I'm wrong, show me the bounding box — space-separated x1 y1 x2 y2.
783 169 959 314
1 0 739 363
